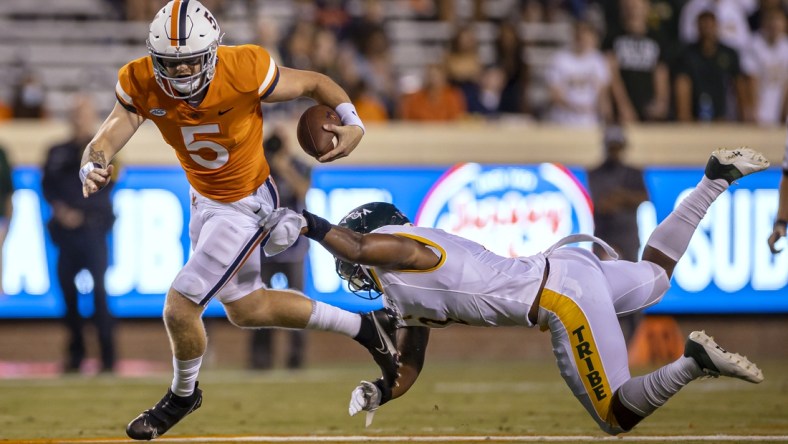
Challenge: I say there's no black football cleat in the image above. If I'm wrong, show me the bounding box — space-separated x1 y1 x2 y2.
356 308 401 390
684 331 763 384
126 383 202 440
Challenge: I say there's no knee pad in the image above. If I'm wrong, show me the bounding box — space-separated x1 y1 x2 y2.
172 268 208 300
175 221 256 302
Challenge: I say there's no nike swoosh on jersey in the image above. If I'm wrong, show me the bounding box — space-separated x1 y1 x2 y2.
218 107 234 116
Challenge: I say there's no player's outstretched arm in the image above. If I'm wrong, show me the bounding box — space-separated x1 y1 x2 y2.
81 102 144 198
299 210 439 271
263 67 363 162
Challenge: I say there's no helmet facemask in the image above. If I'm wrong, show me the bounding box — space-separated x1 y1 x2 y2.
333 202 411 300
336 260 382 300
148 40 218 99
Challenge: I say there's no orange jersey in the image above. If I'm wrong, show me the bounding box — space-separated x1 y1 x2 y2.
115 45 279 202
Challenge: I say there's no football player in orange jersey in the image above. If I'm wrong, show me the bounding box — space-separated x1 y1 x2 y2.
79 1 398 440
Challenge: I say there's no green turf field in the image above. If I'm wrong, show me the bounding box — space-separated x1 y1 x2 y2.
0 359 786 443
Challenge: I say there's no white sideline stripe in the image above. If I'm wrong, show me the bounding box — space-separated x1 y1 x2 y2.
47 435 788 443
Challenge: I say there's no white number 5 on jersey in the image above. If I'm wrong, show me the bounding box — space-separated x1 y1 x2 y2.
181 124 229 169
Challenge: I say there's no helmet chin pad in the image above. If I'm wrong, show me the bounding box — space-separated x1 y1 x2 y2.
171 77 202 94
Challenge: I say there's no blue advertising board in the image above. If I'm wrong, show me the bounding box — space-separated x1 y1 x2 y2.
0 164 784 318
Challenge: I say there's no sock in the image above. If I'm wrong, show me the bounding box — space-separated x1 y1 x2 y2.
617 356 704 417
352 312 383 346
645 176 728 261
305 300 362 337
171 356 202 398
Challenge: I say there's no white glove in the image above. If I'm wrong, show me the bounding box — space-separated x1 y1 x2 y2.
260 208 307 257
348 380 381 427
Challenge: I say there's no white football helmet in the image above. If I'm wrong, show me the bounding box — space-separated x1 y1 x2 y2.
146 0 223 99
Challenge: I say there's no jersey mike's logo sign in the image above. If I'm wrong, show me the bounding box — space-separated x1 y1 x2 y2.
414 163 594 257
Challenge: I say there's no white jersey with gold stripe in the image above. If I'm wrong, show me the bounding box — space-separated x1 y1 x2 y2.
369 225 547 328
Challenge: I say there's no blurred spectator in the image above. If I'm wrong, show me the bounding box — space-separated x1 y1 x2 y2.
315 0 350 34
445 24 484 98
311 27 343 81
399 64 467 121
521 0 547 23
408 0 439 20
587 126 649 343
250 128 310 371
546 21 611 126
42 96 116 374
680 0 755 52
282 20 317 71
353 27 398 117
350 80 389 122
256 17 284 65
341 0 386 51
647 0 689 64
522 0 574 23
741 9 788 126
12 71 46 119
466 66 507 117
598 0 687 63
335 46 363 89
605 0 670 122
674 11 750 121
748 0 788 30
125 0 159 21
0 144 13 295
588 126 649 263
495 21 530 114
437 0 484 21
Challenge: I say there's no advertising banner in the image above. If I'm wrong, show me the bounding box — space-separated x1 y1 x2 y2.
1 164 784 318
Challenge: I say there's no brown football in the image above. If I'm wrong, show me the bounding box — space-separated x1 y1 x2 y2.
296 104 340 159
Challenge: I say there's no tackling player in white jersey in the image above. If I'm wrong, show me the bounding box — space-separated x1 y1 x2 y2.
264 147 767 434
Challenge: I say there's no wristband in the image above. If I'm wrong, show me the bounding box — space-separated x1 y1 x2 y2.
78 162 103 185
776 219 788 230
302 209 332 241
335 102 366 134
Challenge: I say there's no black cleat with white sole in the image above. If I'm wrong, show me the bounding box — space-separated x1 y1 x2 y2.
684 331 764 384
126 383 203 440
704 148 769 184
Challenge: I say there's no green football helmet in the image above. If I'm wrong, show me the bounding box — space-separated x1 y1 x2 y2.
335 202 411 298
